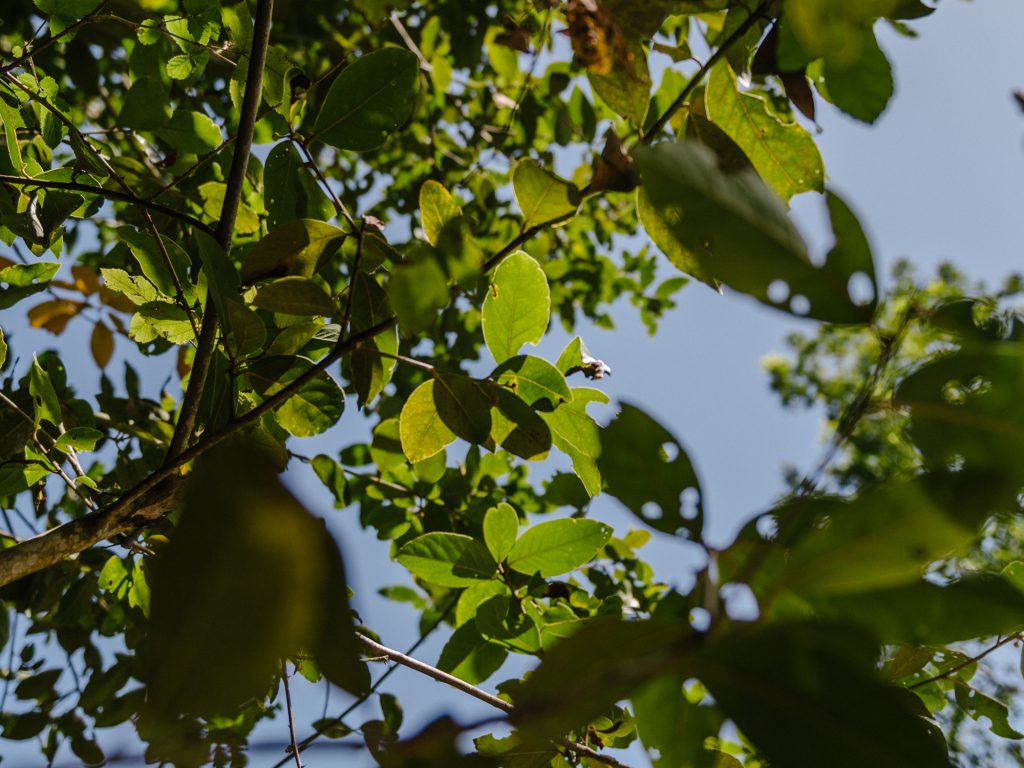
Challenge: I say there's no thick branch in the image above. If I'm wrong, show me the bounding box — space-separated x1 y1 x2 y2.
0 318 395 588
165 0 275 461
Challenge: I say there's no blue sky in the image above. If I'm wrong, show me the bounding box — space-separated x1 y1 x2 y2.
3 1 1023 764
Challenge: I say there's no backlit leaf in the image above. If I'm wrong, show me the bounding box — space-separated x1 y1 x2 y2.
482 250 549 363
396 532 498 587
506 518 612 577
511 160 580 229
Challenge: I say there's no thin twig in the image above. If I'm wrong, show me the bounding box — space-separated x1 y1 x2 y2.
165 0 275 461
282 663 305 768
909 634 1023 690
0 174 212 232
352 634 634 768
642 1 769 144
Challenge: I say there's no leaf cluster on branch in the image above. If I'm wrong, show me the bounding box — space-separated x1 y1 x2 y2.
0 0 1022 766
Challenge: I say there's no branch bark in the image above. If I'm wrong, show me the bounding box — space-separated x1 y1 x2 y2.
165 0 275 461
354 634 634 768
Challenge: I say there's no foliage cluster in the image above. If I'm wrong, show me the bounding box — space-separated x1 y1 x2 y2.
0 0 1022 767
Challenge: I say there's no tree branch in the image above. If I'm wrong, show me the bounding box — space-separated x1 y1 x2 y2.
353 634 634 768
641 1 769 144
0 174 212 233
0 318 395 588
164 0 275 461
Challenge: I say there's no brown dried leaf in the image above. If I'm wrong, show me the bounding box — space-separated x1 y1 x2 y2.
27 299 80 334
72 265 101 295
91 321 114 368
564 0 630 76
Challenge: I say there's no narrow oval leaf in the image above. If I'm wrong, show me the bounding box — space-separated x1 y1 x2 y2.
54 427 103 453
253 276 337 316
242 220 347 284
705 63 824 201
483 503 519 563
512 160 580 229
396 532 498 587
506 518 612 577
482 250 550 364
597 404 703 540
313 48 420 152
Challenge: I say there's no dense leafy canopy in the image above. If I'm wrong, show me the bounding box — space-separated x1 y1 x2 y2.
0 1 1021 767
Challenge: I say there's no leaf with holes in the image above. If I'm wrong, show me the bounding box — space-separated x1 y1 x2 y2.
634 141 876 323
597 403 703 540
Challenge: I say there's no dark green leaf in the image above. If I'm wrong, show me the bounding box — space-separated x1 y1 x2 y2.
597 404 703 540
313 48 420 152
253 276 337 316
242 219 346 284
695 622 950 768
634 141 876 323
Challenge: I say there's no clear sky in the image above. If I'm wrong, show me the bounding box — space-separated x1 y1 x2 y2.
3 1 1023 764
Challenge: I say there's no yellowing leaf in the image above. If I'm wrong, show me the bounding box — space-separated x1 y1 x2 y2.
512 160 580 229
419 180 462 246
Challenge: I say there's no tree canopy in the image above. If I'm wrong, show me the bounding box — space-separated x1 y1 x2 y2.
0 0 1022 766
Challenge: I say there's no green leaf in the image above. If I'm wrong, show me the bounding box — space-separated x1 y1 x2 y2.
637 186 720 290
475 595 541 653
263 142 335 228
705 63 824 201
118 77 170 131
29 356 63 427
822 31 894 123
242 219 346 284
634 141 876 323
246 356 345 437
482 250 550 364
129 302 194 344
144 445 368 717
386 255 449 335
597 404 703 540
100 267 159 306
541 388 607 496
895 341 1024 483
780 472 1001 597
34 0 99 18
155 110 222 155
199 181 260 234
506 518 612 577
419 180 462 246
513 617 690 738
810 575 1024 645
955 680 1024 739
490 355 572 410
399 380 455 463
53 427 103 453
223 300 266 357
587 37 651 125
313 48 420 152
253 277 337 316
437 623 507 684
634 674 724 768
483 503 519 562
485 384 553 461
456 581 510 627
694 622 951 768
511 160 580 229
0 262 60 288
349 272 398 407
118 227 193 301
395 532 498 587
